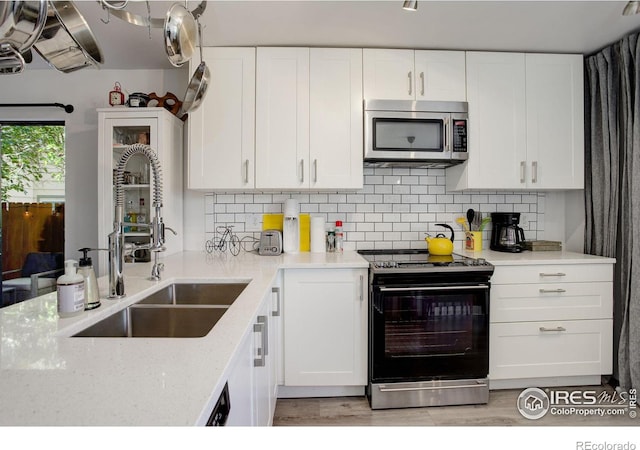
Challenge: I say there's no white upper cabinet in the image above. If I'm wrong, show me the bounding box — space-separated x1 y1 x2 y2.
447 52 584 191
256 47 363 190
309 48 363 189
256 47 310 189
363 49 466 101
187 47 256 190
525 53 584 189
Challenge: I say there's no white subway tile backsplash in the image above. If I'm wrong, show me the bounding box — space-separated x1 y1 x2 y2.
202 167 544 251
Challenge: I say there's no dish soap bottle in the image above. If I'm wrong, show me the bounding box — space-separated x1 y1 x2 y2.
78 248 101 310
57 260 85 318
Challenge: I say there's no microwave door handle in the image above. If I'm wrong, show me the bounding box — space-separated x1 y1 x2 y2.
444 117 450 152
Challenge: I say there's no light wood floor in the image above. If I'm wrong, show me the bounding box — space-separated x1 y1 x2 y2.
273 384 638 427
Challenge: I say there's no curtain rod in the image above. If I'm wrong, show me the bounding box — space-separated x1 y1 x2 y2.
0 103 74 113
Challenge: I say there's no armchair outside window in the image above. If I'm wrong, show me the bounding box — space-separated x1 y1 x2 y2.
2 252 64 305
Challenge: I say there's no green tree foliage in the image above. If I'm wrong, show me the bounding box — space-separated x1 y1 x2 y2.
0 125 65 202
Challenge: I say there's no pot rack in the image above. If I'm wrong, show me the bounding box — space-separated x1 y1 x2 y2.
0 103 74 113
101 1 207 27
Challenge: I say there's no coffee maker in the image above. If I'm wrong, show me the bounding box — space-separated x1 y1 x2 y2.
490 212 526 253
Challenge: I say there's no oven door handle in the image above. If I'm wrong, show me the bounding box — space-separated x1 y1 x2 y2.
378 382 488 392
379 285 489 292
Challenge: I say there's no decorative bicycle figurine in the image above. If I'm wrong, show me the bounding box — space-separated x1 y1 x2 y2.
205 225 241 256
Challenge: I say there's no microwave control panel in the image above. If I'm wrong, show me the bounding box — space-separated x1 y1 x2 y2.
452 119 467 153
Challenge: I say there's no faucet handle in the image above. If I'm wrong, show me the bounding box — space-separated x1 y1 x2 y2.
165 226 177 235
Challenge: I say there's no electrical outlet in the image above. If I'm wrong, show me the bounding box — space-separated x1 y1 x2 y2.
520 213 529 228
246 213 262 232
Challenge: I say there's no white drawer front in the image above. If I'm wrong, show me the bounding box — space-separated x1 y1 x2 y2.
489 319 613 381
490 264 613 285
490 282 612 322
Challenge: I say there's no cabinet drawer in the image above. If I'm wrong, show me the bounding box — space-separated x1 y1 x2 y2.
490 282 612 322
489 319 612 380
490 264 613 285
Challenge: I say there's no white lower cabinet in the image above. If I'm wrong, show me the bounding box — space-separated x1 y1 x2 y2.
283 268 367 386
489 262 614 389
225 281 279 426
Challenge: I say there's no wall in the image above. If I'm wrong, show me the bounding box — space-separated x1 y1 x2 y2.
0 68 187 273
197 167 556 254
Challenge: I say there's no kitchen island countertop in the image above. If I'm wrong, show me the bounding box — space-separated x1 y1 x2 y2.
0 250 367 426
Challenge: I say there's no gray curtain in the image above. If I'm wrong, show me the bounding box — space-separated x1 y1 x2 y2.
585 34 640 391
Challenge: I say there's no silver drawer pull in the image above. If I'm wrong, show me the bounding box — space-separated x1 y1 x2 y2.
539 272 566 277
539 288 567 293
539 326 567 332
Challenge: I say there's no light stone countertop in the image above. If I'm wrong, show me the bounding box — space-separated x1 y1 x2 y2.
459 249 616 265
0 250 368 426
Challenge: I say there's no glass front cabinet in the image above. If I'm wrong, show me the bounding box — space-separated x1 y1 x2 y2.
97 107 184 276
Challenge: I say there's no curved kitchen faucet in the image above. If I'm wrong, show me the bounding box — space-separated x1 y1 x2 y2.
108 143 173 298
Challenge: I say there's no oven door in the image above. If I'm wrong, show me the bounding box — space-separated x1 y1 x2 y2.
370 281 489 383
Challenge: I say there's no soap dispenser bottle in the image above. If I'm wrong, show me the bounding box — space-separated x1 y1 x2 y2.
78 248 101 310
57 260 85 318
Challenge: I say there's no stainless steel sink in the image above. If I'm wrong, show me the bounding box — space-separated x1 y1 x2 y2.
73 282 248 338
137 282 248 306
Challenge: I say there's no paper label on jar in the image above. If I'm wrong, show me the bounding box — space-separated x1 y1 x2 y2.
57 283 85 315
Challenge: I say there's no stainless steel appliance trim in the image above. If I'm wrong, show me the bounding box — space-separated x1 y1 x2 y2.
369 378 489 410
364 99 468 113
379 285 489 292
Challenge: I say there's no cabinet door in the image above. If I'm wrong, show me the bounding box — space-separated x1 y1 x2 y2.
255 47 310 189
187 47 256 190
363 48 415 100
450 52 527 190
283 268 367 386
525 53 584 189
225 330 254 426
414 50 466 101
309 48 363 189
490 319 613 380
252 299 272 426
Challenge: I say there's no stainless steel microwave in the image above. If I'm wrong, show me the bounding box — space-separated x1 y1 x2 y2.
364 100 468 168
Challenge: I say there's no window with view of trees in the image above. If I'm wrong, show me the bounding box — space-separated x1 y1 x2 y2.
1 123 66 306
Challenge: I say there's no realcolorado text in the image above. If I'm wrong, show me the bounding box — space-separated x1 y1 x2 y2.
576 442 636 450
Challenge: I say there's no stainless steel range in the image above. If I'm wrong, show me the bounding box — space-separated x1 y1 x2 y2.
358 249 494 410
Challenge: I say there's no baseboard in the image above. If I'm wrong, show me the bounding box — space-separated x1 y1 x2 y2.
277 385 365 398
489 375 602 390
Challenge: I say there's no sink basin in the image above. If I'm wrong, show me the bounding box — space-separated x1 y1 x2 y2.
137 282 248 306
73 282 248 338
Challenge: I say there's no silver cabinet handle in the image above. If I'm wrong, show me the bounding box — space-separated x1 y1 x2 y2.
299 159 304 183
539 288 567 293
408 71 412 96
271 286 281 317
313 159 318 183
244 159 249 184
419 71 425 96
539 272 566 277
359 274 364 302
532 160 538 183
520 161 526 183
253 315 268 367
539 326 567 332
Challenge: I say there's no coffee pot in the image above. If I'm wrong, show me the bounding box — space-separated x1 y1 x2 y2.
490 212 525 253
